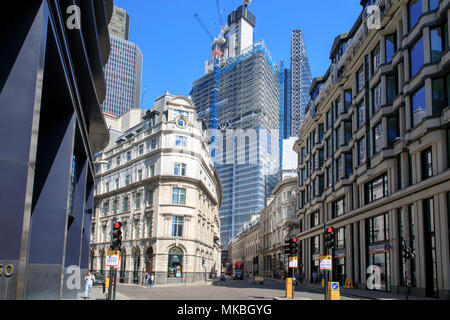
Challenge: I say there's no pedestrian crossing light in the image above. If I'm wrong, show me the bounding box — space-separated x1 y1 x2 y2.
284 237 292 254
111 221 123 250
324 226 335 249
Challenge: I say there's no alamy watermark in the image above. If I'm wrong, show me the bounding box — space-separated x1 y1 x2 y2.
66 5 81 30
366 265 382 290
365 5 381 30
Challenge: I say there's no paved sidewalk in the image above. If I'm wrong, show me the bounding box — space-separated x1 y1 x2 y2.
75 285 130 300
117 279 217 289
272 279 437 300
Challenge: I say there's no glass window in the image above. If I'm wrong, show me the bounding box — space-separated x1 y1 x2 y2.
335 125 341 149
428 0 439 11
345 153 353 177
136 192 141 209
345 121 352 144
327 166 332 187
123 196 129 212
409 36 424 79
174 163 186 176
408 0 423 31
335 158 341 181
385 32 397 63
430 26 443 63
175 136 186 147
387 116 399 147
432 77 447 117
358 136 366 165
149 165 155 177
125 174 130 185
139 144 144 155
358 102 365 129
365 173 388 204
127 151 131 161
116 156 120 166
358 67 365 92
367 213 390 243
332 197 345 218
373 122 383 154
138 169 142 181
172 217 183 237
147 190 154 206
386 73 398 105
372 43 381 74
172 188 186 205
344 90 352 112
151 138 157 149
422 148 433 180
411 85 426 127
335 98 341 116
319 124 324 142
373 82 382 114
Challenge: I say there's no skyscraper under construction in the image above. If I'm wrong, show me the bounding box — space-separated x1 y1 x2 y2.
190 4 280 250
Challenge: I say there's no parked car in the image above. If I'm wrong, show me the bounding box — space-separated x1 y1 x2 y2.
92 272 105 286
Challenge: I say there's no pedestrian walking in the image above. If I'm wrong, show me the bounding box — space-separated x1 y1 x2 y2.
312 271 318 284
293 273 299 286
150 273 155 287
84 271 95 299
144 272 149 288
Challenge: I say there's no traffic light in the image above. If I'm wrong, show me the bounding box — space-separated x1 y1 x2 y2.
324 226 335 249
111 221 123 250
284 237 292 254
291 237 299 255
402 240 415 260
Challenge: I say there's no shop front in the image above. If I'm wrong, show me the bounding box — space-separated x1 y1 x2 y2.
167 247 183 281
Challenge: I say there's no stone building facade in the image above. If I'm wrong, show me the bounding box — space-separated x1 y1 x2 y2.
90 93 222 285
294 0 449 298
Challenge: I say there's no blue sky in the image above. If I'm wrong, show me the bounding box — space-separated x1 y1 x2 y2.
113 0 363 109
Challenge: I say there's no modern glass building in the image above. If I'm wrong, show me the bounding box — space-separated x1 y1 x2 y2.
101 7 143 118
190 5 281 249
0 1 111 299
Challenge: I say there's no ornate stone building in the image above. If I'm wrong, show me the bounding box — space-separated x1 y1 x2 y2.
90 93 222 285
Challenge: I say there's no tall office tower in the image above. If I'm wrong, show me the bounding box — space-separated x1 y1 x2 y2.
279 61 292 139
191 5 280 250
101 6 143 118
109 6 130 40
290 30 312 137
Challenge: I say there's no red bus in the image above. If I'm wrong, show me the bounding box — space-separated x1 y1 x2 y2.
233 261 244 280
224 263 232 275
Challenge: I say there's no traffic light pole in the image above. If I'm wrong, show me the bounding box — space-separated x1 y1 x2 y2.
113 268 117 300
107 266 113 300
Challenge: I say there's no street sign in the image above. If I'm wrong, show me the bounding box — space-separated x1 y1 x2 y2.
320 255 332 270
288 256 298 268
329 282 340 300
114 256 121 270
105 250 120 267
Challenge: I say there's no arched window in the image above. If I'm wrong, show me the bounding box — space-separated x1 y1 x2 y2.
168 247 183 278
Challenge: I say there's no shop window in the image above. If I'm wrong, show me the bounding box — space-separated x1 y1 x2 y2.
168 247 183 278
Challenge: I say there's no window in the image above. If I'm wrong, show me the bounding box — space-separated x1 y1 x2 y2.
428 0 440 11
373 122 383 154
175 136 187 147
105 182 110 192
387 116 399 147
147 190 154 206
422 148 433 180
138 169 143 181
365 173 388 204
430 25 445 63
326 138 332 158
127 151 131 161
367 213 390 243
116 156 120 166
125 174 130 185
172 188 186 205
432 76 449 117
311 212 320 228
327 166 332 187
139 144 144 155
409 36 424 79
149 165 155 177
358 103 365 129
332 197 345 219
151 138 157 149
319 149 325 168
344 90 352 112
372 82 382 115
344 121 352 144
372 43 381 74
327 111 332 130
102 201 109 216
357 67 365 92
345 153 353 177
408 0 422 31
335 98 341 116
319 124 324 142
115 178 119 189
123 196 130 212
174 163 186 176
411 85 426 127
173 109 188 119
136 192 141 209
107 161 111 170
335 158 341 181
385 32 397 63
335 125 341 149
112 198 118 214
358 136 366 165
301 147 306 163
386 73 398 105
172 216 183 237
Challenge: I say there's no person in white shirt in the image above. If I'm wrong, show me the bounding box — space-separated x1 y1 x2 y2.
84 272 95 299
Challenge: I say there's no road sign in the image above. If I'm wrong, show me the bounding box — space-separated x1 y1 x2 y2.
288 256 298 268
329 282 340 300
105 250 120 267
114 256 121 270
320 255 332 270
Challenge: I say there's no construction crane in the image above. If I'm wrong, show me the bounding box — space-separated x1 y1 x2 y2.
194 13 225 165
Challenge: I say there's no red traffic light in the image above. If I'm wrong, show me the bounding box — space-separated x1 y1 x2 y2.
114 221 123 229
292 237 299 243
326 227 334 234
